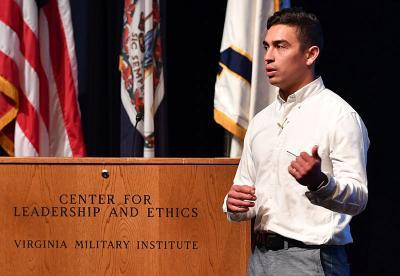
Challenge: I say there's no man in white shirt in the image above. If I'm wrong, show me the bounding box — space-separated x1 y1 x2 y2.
223 8 369 276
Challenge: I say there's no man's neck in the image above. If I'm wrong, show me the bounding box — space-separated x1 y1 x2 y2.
279 74 318 101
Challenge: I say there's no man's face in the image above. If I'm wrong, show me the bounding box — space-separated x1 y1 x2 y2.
263 24 310 93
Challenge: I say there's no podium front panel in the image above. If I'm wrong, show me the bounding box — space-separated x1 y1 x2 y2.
0 158 250 275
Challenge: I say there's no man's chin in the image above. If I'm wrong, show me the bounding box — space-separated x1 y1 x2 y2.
267 77 279 86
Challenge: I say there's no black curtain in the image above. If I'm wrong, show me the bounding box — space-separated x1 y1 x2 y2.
70 0 124 157
162 1 227 157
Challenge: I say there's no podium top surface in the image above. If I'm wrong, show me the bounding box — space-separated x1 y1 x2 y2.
0 157 239 165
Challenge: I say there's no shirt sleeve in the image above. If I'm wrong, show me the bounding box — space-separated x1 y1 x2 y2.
222 120 257 222
305 112 369 216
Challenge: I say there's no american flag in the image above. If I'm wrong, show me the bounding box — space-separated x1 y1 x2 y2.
0 0 85 156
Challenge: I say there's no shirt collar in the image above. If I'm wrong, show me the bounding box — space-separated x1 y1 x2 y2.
277 77 325 105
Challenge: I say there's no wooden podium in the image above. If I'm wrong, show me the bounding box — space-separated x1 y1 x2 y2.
0 158 251 275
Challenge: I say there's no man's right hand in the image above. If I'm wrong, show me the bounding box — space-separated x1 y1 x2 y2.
226 185 256 213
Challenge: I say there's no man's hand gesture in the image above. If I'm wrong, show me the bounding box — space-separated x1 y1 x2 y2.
288 145 328 191
227 185 256 213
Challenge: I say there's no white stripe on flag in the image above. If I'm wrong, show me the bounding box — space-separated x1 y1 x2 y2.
39 9 71 156
214 0 279 157
56 0 79 98
0 21 40 109
15 0 39 37
14 123 38 156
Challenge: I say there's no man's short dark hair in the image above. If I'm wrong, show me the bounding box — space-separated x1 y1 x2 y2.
267 8 324 51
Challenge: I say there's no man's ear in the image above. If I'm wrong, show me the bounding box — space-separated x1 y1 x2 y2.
305 46 320 66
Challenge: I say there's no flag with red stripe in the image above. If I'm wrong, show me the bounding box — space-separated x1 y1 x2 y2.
0 0 85 156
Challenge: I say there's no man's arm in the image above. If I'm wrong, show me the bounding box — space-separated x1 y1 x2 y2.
289 112 369 216
222 120 257 221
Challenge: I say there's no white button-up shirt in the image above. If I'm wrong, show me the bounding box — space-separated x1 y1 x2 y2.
223 77 369 245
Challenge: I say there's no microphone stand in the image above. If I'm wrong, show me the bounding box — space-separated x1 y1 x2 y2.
132 112 143 156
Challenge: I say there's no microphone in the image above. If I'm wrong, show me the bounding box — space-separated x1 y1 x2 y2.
132 111 143 156
135 112 143 129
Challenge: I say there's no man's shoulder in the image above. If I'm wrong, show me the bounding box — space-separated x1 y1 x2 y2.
253 101 278 120
317 89 357 114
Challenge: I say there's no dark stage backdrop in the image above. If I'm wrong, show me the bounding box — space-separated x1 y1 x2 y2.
69 0 399 275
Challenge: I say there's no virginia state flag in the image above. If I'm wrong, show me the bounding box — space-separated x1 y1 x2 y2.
214 0 289 157
120 0 165 157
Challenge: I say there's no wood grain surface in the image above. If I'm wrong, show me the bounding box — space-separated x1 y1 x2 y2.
0 158 250 276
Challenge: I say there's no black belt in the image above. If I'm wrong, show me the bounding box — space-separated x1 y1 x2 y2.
255 232 321 251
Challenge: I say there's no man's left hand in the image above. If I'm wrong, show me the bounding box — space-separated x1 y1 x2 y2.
288 145 328 191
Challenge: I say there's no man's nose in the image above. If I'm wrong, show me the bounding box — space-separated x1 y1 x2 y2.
264 48 274 64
